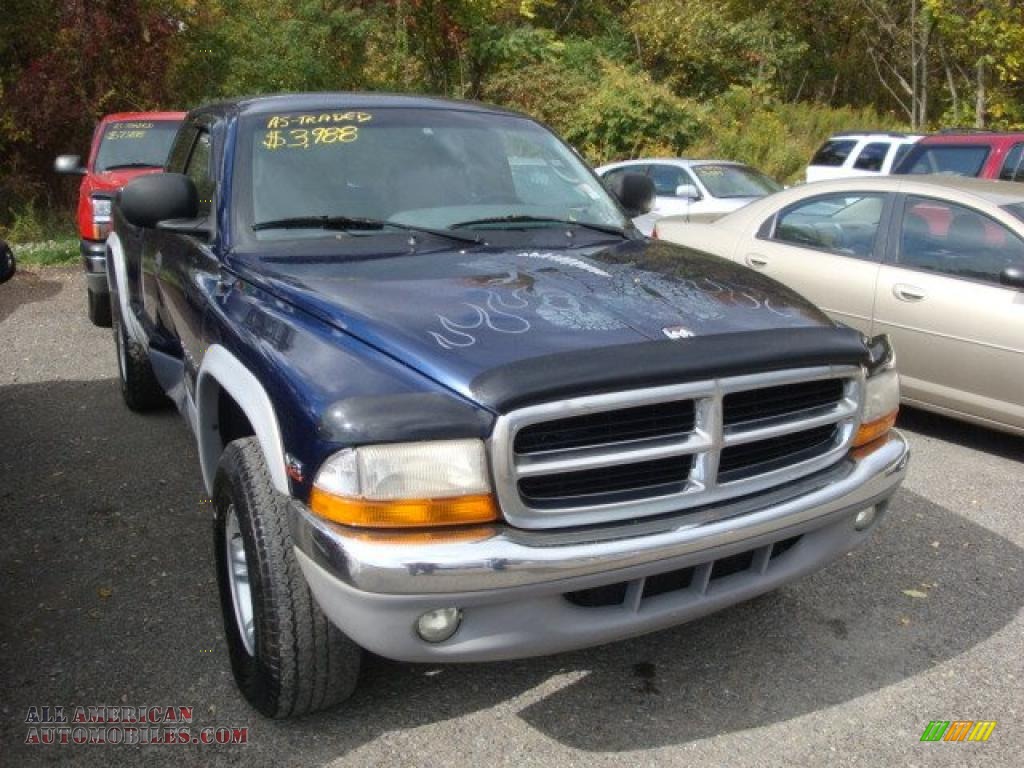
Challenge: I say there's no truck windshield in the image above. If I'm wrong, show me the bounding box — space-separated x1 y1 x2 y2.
241 108 628 239
95 121 180 172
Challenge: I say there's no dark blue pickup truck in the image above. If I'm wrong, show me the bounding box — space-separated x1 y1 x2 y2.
107 93 908 718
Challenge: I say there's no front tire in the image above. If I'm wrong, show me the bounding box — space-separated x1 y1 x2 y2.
111 300 167 411
213 437 362 718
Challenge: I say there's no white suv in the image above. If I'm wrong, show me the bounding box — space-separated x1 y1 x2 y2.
806 133 922 183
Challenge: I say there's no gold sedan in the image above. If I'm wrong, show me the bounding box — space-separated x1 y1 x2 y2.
655 176 1024 436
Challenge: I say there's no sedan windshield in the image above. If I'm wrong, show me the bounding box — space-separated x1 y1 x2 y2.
240 108 628 240
693 165 781 199
95 121 180 172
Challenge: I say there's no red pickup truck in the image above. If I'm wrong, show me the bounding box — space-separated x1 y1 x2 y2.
55 111 185 325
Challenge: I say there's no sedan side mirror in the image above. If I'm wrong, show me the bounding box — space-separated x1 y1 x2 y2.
675 183 701 201
1000 266 1024 290
118 173 198 229
606 172 655 217
54 154 86 176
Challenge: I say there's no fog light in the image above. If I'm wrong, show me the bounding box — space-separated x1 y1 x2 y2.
416 607 462 643
854 507 876 531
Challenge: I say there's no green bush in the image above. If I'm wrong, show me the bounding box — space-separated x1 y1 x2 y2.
0 201 76 244
1 201 78 266
687 87 907 183
485 44 705 165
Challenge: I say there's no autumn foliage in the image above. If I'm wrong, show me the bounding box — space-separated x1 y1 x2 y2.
2 0 1023 225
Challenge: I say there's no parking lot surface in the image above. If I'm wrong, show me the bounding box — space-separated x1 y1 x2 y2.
2 267 1022 767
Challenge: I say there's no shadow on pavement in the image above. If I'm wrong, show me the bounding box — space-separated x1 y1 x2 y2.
897 405 1023 462
1 379 1021 764
0 269 65 324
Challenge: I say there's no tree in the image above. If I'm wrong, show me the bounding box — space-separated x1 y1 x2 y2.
858 0 933 129
626 0 808 100
926 0 1024 127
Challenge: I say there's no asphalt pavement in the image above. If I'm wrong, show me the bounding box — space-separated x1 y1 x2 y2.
2 267 1022 767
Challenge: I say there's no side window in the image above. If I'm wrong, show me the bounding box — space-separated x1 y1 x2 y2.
649 165 688 196
999 143 1023 182
184 131 213 217
810 139 857 167
898 196 1024 284
770 193 885 260
853 142 890 172
166 127 197 173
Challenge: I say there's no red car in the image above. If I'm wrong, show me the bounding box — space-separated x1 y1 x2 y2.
893 130 1024 184
56 111 185 325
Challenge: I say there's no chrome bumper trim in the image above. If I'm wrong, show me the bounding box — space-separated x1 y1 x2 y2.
290 431 908 596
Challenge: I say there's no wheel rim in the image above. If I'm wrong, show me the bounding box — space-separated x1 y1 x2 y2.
225 505 256 656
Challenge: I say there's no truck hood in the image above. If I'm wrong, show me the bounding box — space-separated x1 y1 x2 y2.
229 238 835 403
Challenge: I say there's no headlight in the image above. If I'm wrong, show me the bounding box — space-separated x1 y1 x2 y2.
852 368 900 448
91 196 112 239
309 439 499 528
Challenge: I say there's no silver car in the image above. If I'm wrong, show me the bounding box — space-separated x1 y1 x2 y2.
596 158 781 235
655 176 1024 436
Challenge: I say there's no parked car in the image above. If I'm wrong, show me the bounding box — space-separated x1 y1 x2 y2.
0 240 14 284
893 130 1024 182
806 132 923 183
595 159 781 235
55 110 185 326
655 176 1024 435
109 93 906 717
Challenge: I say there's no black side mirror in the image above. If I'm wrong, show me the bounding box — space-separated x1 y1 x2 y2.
54 154 86 176
1000 266 1024 290
606 172 655 217
118 173 198 229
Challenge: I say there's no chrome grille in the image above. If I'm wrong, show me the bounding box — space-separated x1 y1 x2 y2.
489 366 864 529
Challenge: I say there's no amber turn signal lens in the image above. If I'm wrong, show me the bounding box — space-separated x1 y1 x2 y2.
852 410 898 448
309 488 500 529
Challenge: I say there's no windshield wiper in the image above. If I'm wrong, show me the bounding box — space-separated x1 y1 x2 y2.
102 162 163 171
252 215 482 244
451 215 627 237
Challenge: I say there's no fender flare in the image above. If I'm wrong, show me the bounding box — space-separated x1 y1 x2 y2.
104 232 147 344
196 344 290 496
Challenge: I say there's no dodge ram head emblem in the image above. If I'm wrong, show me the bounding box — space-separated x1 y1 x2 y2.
663 325 694 340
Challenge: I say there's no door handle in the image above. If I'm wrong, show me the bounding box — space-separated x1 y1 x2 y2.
745 255 768 268
893 283 926 302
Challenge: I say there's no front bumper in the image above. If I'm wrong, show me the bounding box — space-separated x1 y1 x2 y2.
80 239 108 294
291 431 909 662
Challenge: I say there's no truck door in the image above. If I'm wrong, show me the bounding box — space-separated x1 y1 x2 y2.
138 125 197 345
155 125 221 397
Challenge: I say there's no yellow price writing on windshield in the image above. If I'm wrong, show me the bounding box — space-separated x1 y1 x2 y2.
261 125 360 150
265 112 372 129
